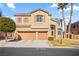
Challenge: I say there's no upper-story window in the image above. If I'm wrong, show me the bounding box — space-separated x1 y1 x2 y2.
17 18 21 23
24 18 29 23
57 28 62 36
73 25 76 28
36 15 44 22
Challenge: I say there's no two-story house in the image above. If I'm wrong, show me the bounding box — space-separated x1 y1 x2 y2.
14 9 61 40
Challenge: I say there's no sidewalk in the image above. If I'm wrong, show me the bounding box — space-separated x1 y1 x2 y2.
0 40 8 47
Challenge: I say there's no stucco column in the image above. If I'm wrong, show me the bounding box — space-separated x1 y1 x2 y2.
36 32 38 40
48 26 51 36
55 27 58 39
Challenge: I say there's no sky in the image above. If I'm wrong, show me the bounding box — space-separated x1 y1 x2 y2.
0 3 79 25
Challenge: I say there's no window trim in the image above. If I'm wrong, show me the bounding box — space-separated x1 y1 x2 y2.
23 18 29 23
17 17 22 23
36 15 44 23
73 25 76 28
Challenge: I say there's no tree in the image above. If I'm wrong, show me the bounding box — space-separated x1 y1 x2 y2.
57 3 68 43
68 3 74 39
0 17 16 41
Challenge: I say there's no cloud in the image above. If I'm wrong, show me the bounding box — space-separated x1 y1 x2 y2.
65 5 79 11
50 4 79 11
59 9 66 13
65 16 70 19
5 16 9 17
65 16 70 25
65 16 78 25
5 16 15 20
7 3 15 8
59 5 79 13
11 17 15 20
51 3 58 8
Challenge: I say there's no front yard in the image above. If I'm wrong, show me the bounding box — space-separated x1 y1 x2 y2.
49 39 79 47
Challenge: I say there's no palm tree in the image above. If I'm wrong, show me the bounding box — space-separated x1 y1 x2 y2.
68 3 74 39
57 3 68 43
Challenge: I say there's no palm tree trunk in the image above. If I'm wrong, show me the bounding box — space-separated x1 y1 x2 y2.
68 3 73 39
60 8 65 44
62 8 66 39
60 19 63 44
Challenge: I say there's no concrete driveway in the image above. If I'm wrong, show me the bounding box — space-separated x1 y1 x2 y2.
0 40 50 48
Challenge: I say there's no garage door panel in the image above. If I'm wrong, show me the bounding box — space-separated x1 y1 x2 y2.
18 32 36 40
38 32 48 40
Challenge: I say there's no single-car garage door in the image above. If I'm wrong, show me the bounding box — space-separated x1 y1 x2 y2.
18 31 36 40
38 32 48 40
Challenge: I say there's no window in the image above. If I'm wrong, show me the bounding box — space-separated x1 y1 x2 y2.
36 15 44 22
24 18 29 23
73 25 76 28
17 18 21 23
51 25 55 30
58 28 61 35
51 31 54 35
76 24 78 27
58 31 61 35
66 35 68 38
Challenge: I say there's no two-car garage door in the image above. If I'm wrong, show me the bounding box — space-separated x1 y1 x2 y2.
18 31 48 40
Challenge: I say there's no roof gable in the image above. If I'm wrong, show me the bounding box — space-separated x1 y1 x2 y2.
14 9 52 16
31 9 51 16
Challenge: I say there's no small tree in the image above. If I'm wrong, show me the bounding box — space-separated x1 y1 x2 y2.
0 17 16 41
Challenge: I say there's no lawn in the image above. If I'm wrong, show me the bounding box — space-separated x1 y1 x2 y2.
49 39 79 46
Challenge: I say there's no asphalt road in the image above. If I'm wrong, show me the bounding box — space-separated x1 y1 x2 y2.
0 47 79 56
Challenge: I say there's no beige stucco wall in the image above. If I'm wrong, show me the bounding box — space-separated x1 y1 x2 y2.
30 10 50 28
49 20 59 38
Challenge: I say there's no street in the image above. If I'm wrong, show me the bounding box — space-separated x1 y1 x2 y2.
0 47 79 56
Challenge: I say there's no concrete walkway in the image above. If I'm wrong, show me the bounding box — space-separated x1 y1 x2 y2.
0 40 50 48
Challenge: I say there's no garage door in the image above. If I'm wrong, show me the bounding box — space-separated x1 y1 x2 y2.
38 32 48 40
18 31 36 40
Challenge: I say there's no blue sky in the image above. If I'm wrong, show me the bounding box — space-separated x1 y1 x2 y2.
0 3 79 25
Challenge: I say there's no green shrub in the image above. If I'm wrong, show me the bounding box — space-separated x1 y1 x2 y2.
48 36 54 41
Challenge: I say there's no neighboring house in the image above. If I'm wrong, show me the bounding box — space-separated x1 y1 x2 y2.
66 21 79 39
14 9 61 40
